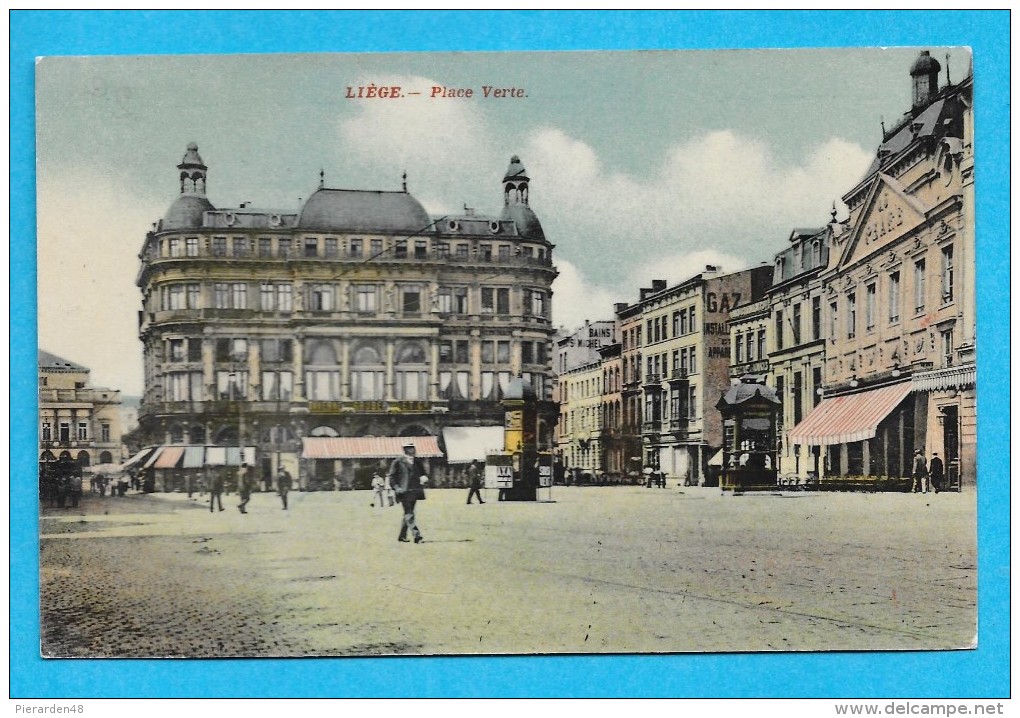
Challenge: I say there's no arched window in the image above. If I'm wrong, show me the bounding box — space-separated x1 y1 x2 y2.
310 425 339 437
351 342 384 400
99 451 113 464
189 425 206 445
305 339 339 400
170 425 184 444
77 451 91 468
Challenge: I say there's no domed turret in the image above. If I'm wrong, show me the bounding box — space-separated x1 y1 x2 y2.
499 155 545 240
163 143 215 229
910 50 942 109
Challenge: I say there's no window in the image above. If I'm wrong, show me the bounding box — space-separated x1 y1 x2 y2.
187 338 202 362
672 311 681 337
168 371 202 401
261 371 293 401
101 423 111 443
305 370 340 400
481 288 494 314
775 310 784 350
278 238 292 257
169 338 186 362
395 370 427 400
914 259 926 313
77 422 88 440
847 293 856 338
941 245 954 303
829 301 838 340
259 237 272 257
309 284 334 311
688 347 697 375
689 306 697 331
402 287 421 314
216 370 248 400
941 328 954 367
455 244 469 259
497 341 510 364
792 303 802 345
186 283 200 309
481 341 494 364
687 385 697 420
812 240 821 268
746 331 755 362
679 309 688 336
164 284 185 310
59 423 70 443
456 341 469 364
415 240 427 259
436 242 450 259
42 422 52 441
793 372 803 426
530 290 546 317
536 341 546 364
215 337 248 363
371 239 383 256
812 297 822 341
214 283 230 309
233 237 250 257
439 342 453 363
889 271 901 323
212 237 227 257
349 238 362 258
865 283 876 331
735 335 744 363
812 366 823 407
758 329 766 359
324 238 338 258
304 238 318 257
260 339 292 363
356 285 377 313
186 237 199 257
498 245 511 260
395 240 408 259
231 283 247 309
672 349 681 373
168 238 183 257
480 244 492 262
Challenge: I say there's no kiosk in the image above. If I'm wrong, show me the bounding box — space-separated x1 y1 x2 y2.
717 375 781 493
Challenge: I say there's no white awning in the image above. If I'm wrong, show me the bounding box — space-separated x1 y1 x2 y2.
441 426 505 463
707 449 724 467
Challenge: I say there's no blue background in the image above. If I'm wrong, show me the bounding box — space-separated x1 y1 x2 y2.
10 10 1010 698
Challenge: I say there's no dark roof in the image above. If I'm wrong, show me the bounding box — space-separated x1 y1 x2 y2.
716 377 780 410
297 188 433 234
39 349 88 372
163 194 216 230
500 203 545 240
861 98 949 179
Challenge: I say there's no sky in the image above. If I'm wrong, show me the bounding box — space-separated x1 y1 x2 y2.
36 47 971 396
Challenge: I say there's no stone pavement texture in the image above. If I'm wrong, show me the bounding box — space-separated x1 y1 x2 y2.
39 485 976 658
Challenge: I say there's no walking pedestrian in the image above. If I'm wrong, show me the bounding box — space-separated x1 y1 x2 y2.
277 467 293 510
237 463 253 514
929 452 945 494
911 449 929 493
388 442 428 544
371 471 386 508
209 469 225 512
465 459 485 504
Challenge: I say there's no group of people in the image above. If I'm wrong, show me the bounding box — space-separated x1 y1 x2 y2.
208 464 294 513
911 449 947 493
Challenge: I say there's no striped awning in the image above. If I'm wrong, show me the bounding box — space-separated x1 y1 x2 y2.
153 446 185 469
302 436 443 460
142 446 165 469
122 447 158 469
787 381 912 447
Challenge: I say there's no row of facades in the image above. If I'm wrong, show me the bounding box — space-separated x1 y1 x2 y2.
555 52 976 489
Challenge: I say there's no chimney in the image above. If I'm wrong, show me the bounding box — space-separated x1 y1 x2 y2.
651 279 667 292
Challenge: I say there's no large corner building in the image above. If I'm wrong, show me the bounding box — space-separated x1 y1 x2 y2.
135 147 558 488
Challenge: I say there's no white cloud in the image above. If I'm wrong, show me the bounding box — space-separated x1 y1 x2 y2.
550 259 619 331
37 170 161 396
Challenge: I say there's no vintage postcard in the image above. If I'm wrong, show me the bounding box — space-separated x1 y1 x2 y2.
19 10 1008 699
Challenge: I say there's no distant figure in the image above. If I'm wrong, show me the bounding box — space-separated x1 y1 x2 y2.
371 471 386 508
68 474 83 508
466 460 484 504
237 463 252 513
929 452 945 494
911 449 929 493
277 467 293 510
388 443 427 543
209 469 225 512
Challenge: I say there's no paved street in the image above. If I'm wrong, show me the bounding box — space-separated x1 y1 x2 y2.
39 485 976 658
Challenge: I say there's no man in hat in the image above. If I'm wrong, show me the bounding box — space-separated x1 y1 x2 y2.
929 451 945 494
388 442 428 543
911 449 929 493
465 459 484 505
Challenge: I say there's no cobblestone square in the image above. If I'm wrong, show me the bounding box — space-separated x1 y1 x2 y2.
39 485 976 658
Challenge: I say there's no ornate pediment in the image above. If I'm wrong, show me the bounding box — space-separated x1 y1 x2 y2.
841 173 929 269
